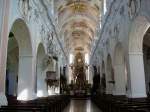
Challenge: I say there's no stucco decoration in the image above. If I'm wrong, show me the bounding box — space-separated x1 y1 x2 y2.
109 29 112 38
32 0 46 22
55 0 101 54
113 23 120 42
120 5 125 16
18 0 46 23
32 8 40 22
18 0 31 21
47 31 54 55
106 39 110 52
40 25 46 38
39 23 57 57
42 56 53 70
128 0 141 20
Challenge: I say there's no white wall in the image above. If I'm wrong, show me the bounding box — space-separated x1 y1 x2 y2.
91 0 150 98
0 0 67 106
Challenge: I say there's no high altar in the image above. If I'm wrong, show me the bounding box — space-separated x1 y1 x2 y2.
69 52 91 97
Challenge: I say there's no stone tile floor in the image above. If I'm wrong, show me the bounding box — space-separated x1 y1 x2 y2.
63 99 102 112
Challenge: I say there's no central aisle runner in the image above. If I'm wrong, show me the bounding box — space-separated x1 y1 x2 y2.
63 99 102 112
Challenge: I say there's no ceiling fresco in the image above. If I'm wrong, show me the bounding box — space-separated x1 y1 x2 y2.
54 0 102 55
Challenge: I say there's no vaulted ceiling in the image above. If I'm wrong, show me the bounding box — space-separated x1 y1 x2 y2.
54 0 102 55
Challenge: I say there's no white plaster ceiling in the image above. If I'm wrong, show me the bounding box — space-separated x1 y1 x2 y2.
54 0 102 54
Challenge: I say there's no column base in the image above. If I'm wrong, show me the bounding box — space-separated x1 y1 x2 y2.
127 92 147 98
106 90 112 95
113 91 126 96
28 93 37 100
0 92 8 106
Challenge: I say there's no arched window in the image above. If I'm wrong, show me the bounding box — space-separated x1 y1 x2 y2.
50 0 54 15
103 0 107 15
69 53 74 64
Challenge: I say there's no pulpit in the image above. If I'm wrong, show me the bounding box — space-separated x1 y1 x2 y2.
45 71 59 95
46 71 58 86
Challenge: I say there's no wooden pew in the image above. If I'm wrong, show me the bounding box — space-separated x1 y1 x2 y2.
0 106 45 112
92 94 150 112
0 95 70 112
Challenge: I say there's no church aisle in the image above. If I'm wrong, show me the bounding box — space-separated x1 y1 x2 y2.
63 99 102 112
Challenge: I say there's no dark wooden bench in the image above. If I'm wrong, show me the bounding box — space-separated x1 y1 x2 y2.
92 94 150 112
0 95 70 112
0 107 44 112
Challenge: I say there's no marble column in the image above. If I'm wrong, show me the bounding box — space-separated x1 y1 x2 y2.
17 56 35 100
68 66 73 84
105 70 113 94
127 52 147 98
37 65 48 97
86 67 90 83
56 61 60 94
88 65 93 84
113 64 126 95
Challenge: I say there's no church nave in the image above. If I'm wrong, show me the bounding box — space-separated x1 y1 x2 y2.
1 0 150 112
63 99 102 112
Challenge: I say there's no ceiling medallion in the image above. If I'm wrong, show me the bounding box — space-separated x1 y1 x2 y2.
72 0 87 13
128 0 141 20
